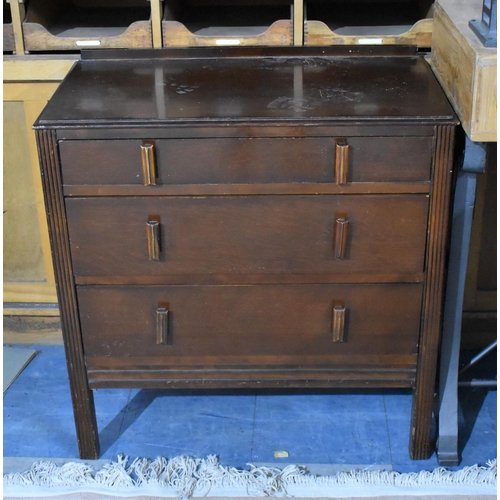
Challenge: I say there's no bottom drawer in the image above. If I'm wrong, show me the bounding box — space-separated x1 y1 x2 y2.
79 284 423 388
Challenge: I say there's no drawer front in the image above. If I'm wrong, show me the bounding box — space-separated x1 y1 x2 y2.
79 283 423 365
66 195 429 277
59 136 432 186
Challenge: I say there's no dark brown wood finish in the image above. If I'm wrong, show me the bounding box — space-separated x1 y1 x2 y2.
78 283 423 365
35 129 99 460
65 195 430 278
74 272 426 286
63 182 431 197
36 49 455 127
410 125 456 460
59 136 433 186
56 124 437 140
34 47 457 460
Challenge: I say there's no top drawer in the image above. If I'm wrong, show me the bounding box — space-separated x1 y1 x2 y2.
59 136 433 186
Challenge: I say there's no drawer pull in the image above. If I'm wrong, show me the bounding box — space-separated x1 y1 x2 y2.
335 138 349 185
146 220 161 261
156 306 169 345
141 141 157 186
334 217 349 259
332 305 346 343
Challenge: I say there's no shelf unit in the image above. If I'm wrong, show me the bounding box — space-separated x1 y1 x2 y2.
304 0 434 47
4 0 437 52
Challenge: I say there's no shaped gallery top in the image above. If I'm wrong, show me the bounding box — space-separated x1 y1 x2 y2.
35 46 456 128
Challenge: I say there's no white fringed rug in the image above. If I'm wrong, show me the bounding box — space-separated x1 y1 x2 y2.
3 455 497 500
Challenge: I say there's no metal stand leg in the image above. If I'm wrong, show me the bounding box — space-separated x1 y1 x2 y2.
437 138 486 466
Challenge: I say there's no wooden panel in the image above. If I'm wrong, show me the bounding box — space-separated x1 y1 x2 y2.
410 124 455 460
3 282 59 303
430 0 496 141
463 143 497 313
8 0 25 54
476 149 497 293
56 124 437 141
3 56 77 82
74 273 425 286
305 19 433 47
164 19 292 47
3 101 46 282
472 62 497 141
36 128 99 459
78 283 423 368
3 83 60 305
3 315 63 346
64 183 431 197
59 136 433 186
150 0 163 48
293 0 304 45
65 195 429 278
3 302 60 316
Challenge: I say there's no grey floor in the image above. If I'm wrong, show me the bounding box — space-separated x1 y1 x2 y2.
3 344 497 473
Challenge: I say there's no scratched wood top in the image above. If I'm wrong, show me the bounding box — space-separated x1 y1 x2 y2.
35 47 456 127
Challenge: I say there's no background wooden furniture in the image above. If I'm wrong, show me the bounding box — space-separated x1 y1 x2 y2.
4 0 437 52
304 0 435 47
430 0 496 142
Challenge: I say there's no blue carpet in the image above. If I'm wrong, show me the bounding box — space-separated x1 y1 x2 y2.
3 344 496 472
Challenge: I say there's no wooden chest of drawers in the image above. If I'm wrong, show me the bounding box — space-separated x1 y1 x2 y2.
35 46 457 460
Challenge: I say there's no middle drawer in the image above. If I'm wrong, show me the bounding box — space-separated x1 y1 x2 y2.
66 195 428 278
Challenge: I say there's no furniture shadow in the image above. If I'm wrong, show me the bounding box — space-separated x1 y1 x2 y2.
99 389 163 456
457 387 493 457
457 348 497 458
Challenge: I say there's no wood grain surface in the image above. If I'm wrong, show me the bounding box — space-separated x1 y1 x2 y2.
59 136 433 186
65 195 429 278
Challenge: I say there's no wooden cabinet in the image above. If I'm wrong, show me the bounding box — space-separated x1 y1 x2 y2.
304 0 434 46
4 0 437 52
34 47 456 459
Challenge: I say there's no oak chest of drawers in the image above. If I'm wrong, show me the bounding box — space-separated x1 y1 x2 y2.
35 46 457 460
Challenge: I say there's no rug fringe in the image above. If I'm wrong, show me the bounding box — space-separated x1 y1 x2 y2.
3 455 497 499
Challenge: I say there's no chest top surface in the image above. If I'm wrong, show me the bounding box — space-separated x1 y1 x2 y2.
35 47 456 128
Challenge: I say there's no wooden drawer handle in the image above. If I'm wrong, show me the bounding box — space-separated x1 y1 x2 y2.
141 141 157 186
335 138 349 185
332 305 346 343
146 220 161 261
334 217 349 259
156 306 169 345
